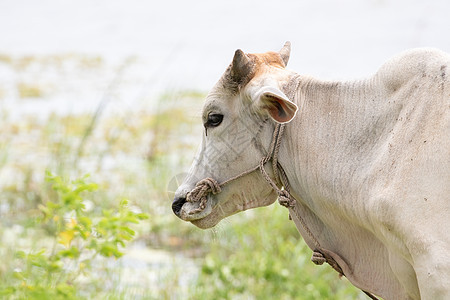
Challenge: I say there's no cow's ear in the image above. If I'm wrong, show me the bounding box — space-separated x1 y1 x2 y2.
255 86 298 123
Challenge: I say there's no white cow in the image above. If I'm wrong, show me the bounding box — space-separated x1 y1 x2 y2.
172 42 450 299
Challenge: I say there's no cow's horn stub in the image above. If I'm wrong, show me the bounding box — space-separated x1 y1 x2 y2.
231 49 252 83
279 41 291 66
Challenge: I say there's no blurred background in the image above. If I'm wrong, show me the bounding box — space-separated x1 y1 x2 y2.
0 0 449 299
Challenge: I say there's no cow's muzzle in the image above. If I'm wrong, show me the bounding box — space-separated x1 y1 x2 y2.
172 191 215 221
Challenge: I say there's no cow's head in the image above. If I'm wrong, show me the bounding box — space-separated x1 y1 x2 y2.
172 42 298 228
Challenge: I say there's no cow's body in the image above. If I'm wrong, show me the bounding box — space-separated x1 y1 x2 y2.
173 44 450 299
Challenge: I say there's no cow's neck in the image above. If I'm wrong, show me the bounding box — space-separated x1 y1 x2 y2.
279 73 396 222
274 73 399 293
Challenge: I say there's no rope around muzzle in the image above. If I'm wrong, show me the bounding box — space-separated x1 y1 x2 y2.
185 159 268 215
185 123 379 300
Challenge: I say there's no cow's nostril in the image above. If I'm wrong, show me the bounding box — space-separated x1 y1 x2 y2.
172 196 186 217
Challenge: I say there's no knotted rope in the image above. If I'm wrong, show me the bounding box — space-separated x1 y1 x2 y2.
186 123 379 300
186 178 221 215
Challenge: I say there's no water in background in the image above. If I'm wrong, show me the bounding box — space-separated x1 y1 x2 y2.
1 0 450 117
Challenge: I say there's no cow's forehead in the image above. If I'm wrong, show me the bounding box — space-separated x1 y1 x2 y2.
244 51 286 82
212 50 286 95
249 51 286 70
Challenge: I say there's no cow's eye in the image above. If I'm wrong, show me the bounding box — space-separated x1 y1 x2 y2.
206 113 223 127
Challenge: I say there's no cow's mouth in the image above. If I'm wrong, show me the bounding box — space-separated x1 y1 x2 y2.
179 195 228 229
174 194 221 228
179 196 214 221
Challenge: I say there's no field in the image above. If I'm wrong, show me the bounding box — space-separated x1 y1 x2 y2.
0 54 368 299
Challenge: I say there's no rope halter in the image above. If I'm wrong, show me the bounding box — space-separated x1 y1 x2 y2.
185 124 294 215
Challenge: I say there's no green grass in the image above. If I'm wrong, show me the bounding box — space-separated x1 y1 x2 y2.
186 207 366 299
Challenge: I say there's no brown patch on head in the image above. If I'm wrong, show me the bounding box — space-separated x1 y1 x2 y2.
249 51 286 69
247 51 286 81
219 50 286 93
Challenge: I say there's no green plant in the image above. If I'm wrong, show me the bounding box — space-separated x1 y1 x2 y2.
0 172 148 299
189 205 366 300
17 82 45 98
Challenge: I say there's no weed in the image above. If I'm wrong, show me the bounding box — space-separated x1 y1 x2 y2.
0 54 13 64
188 206 367 299
0 172 148 299
17 82 45 98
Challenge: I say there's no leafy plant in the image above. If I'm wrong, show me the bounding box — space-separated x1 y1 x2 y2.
189 205 366 300
0 172 148 299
